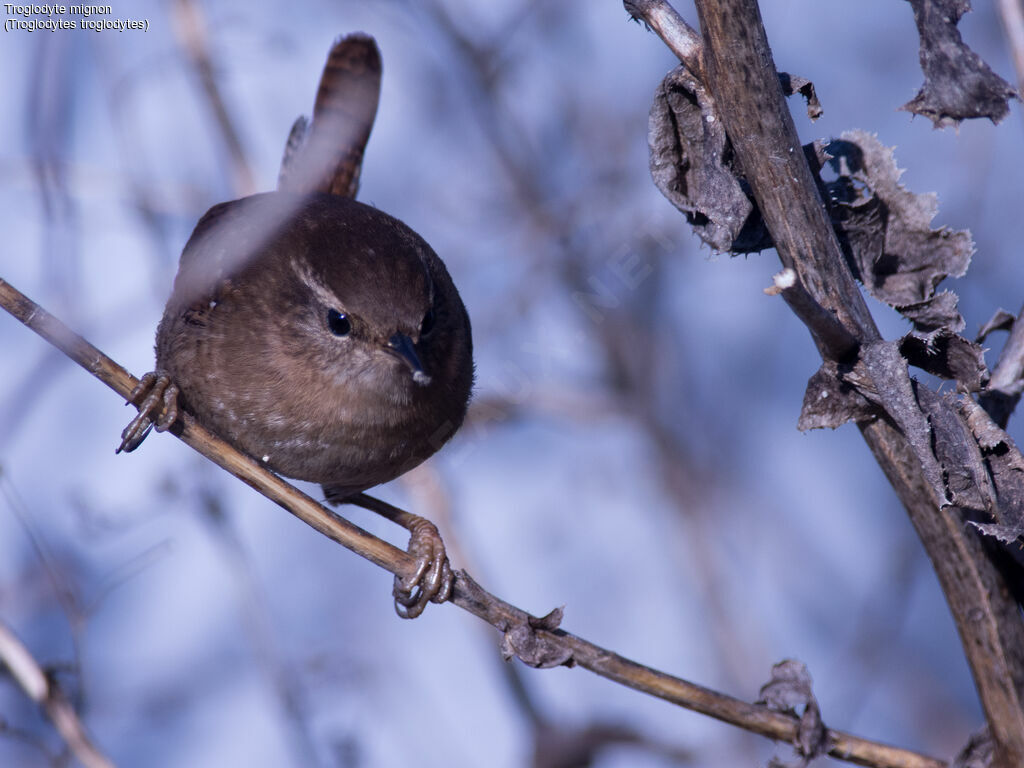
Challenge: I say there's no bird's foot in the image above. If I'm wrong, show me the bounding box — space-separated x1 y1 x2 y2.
335 492 453 618
393 514 453 619
117 371 180 453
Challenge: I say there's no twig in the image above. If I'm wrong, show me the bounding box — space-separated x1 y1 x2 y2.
0 472 86 678
0 619 115 768
996 0 1024 108
169 0 257 197
765 268 859 362
624 0 704 77
0 276 947 768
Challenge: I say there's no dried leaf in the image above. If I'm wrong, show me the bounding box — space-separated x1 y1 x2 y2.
826 131 973 308
976 308 1016 344
757 660 827 768
758 659 816 713
916 387 992 511
970 517 1024 544
798 341 951 505
954 726 994 768
646 68 824 253
501 607 574 669
962 396 1022 452
803 337 1024 547
824 131 985 390
903 0 1018 127
958 398 1024 545
898 332 987 392
647 66 772 253
898 290 964 335
779 73 823 121
798 361 878 431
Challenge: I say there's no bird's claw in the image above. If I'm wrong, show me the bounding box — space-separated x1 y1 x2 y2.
117 372 180 453
393 516 453 619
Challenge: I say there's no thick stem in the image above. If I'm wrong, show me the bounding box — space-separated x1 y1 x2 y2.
690 0 1024 763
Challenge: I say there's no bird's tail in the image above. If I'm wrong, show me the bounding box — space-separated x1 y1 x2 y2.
277 33 382 198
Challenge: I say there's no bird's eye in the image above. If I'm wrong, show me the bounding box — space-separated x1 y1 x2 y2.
327 309 351 337
420 308 436 337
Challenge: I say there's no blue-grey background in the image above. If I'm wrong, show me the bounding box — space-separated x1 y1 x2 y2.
1 1 1022 766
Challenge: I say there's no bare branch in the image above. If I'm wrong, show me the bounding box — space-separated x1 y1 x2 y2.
624 0 704 77
765 268 859 362
0 620 115 768
169 0 257 197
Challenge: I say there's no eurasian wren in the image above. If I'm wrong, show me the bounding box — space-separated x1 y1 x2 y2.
120 34 473 617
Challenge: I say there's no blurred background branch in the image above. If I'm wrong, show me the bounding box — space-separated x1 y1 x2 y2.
0 619 114 768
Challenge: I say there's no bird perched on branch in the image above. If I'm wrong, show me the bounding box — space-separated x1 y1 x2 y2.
119 33 474 618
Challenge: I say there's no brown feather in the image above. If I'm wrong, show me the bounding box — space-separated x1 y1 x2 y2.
277 34 382 198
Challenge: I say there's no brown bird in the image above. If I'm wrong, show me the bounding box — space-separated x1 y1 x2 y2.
120 34 473 618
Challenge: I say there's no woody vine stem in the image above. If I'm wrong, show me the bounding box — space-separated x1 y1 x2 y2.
627 0 1024 765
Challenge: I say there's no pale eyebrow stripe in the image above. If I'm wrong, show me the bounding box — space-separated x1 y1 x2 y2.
290 257 343 309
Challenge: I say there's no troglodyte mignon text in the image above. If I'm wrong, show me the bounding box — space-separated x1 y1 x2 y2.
119 34 474 618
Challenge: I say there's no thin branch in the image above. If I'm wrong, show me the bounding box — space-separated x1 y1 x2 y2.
403 467 696 767
0 276 947 768
624 0 704 77
765 268 859 362
0 472 86 680
169 0 257 197
0 619 115 768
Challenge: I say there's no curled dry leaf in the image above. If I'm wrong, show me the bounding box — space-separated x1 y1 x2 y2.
958 398 1024 547
647 67 821 253
954 726 994 768
798 341 948 508
797 361 877 432
757 660 827 768
898 331 988 392
799 340 1024 553
903 0 1018 127
648 66 770 253
824 130 987 391
778 73 823 121
976 308 1016 344
500 606 575 669
915 387 993 512
651 94 987 389
825 131 972 310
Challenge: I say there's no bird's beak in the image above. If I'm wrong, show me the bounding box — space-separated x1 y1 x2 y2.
386 333 432 386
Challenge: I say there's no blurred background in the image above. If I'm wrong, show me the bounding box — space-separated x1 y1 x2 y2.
2 0 1023 766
